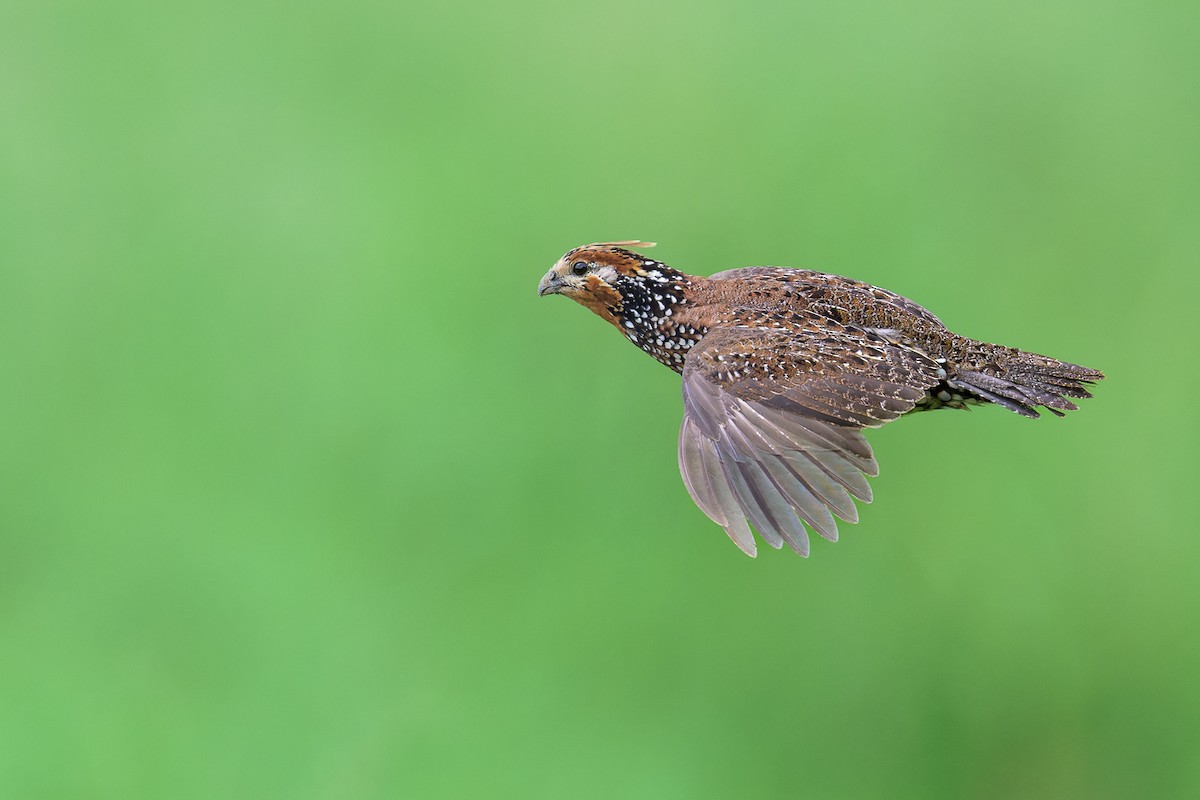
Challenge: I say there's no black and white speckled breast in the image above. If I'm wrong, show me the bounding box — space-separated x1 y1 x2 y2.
613 262 708 372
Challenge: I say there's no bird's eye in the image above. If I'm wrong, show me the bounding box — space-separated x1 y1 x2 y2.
571 261 588 276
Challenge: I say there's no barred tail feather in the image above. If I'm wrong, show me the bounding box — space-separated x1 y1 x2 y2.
949 346 1104 418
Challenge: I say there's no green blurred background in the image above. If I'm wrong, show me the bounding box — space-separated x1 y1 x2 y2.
2 0 1197 797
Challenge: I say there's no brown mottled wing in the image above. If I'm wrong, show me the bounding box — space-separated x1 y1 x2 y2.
707 267 945 328
678 324 941 557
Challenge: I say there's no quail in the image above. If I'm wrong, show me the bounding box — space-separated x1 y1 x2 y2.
538 242 1104 557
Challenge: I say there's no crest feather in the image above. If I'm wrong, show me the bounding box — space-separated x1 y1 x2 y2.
589 240 657 249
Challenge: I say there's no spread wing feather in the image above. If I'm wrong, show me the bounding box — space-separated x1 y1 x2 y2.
678 325 941 556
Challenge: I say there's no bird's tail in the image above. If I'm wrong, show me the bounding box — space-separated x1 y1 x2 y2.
947 341 1105 418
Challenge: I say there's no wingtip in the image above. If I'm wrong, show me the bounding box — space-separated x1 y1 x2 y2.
729 532 757 558
816 527 839 544
785 539 811 558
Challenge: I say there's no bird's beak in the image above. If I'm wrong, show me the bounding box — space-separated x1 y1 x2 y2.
538 270 564 297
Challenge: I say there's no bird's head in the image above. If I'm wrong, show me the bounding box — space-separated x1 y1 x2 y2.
537 241 659 325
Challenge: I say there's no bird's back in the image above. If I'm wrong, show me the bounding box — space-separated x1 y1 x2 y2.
689 267 952 351
688 266 1103 419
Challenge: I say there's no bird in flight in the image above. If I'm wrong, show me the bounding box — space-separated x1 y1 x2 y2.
538 241 1104 557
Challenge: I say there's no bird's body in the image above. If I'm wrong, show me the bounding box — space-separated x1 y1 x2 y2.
538 242 1104 557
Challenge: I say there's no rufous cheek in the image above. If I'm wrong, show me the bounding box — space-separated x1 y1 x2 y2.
571 275 623 326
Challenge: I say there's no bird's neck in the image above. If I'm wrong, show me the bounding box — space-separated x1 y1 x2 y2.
612 266 707 372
